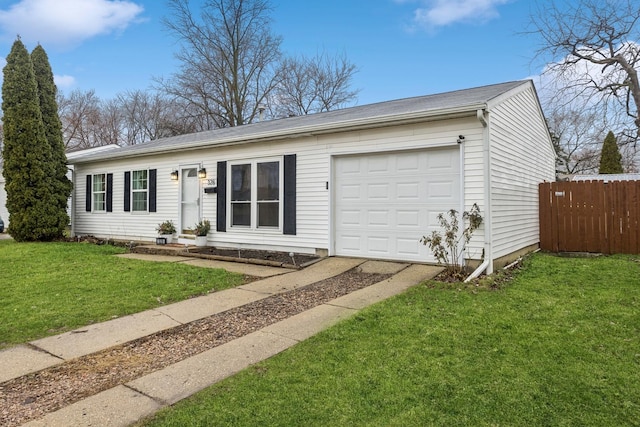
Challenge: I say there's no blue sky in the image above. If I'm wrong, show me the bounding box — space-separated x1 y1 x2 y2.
0 0 544 106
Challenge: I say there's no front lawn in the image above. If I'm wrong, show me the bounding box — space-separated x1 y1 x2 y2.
0 240 245 348
140 253 640 426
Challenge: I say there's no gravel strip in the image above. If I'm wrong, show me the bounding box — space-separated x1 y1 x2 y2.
0 268 391 427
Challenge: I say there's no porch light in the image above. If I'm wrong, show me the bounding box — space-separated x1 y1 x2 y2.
198 168 207 179
170 170 179 181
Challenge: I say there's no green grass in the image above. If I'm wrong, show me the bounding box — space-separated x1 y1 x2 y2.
0 240 245 348
140 253 640 426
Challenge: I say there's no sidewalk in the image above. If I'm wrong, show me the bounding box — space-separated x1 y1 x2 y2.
1 255 441 427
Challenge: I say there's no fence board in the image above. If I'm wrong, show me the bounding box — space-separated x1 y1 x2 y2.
632 182 640 253
539 180 640 254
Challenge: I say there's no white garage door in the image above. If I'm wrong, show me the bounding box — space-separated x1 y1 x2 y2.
334 148 460 262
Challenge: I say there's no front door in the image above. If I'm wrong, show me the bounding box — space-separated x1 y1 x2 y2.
180 166 200 234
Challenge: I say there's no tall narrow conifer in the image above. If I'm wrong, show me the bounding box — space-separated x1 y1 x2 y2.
1 38 60 241
32 45 72 233
599 131 624 174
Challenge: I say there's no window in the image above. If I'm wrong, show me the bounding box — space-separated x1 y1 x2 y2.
92 173 106 212
257 161 280 227
231 164 251 226
229 160 281 229
131 170 148 212
124 169 156 213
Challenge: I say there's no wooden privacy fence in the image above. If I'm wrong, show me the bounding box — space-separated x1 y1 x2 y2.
539 180 640 254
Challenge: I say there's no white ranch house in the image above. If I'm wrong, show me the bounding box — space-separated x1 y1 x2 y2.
69 80 556 274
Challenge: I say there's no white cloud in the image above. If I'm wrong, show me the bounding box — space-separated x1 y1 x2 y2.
408 0 511 29
54 74 76 90
0 0 144 49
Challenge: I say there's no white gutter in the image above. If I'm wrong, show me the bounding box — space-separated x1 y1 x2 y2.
464 108 493 282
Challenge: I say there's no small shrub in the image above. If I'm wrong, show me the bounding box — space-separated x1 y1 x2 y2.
421 203 483 279
156 220 177 235
193 219 211 236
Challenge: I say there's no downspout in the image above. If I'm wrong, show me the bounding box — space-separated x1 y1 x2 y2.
69 166 76 238
464 109 493 282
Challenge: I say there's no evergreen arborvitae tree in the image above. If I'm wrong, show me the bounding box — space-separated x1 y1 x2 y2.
2 38 60 241
32 45 72 234
599 131 624 174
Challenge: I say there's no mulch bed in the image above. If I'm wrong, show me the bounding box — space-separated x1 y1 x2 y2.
69 236 321 268
0 268 391 427
188 247 321 267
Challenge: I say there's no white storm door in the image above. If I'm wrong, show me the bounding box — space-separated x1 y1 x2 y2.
180 166 200 233
334 148 460 262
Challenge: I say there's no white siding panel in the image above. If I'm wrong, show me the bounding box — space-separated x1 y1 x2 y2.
489 86 556 259
461 130 487 261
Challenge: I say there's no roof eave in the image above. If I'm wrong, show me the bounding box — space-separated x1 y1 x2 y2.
70 104 485 165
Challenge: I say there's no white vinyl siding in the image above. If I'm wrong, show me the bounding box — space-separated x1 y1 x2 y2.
488 86 556 259
73 118 481 256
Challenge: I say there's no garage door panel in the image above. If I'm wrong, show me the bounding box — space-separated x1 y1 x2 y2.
397 210 420 227
338 209 362 225
339 234 363 252
368 237 391 254
396 152 420 172
397 238 422 257
335 148 460 262
339 183 362 200
428 149 457 169
367 183 390 200
368 210 390 226
368 156 389 173
337 157 362 174
397 182 421 200
428 180 457 200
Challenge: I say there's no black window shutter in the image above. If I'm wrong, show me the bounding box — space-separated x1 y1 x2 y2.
216 161 227 232
106 173 113 212
85 175 92 212
124 171 131 212
149 169 157 212
283 154 297 235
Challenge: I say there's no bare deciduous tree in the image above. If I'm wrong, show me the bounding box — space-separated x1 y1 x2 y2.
548 106 605 175
57 89 106 151
271 52 359 117
58 89 197 149
548 103 637 175
117 90 196 144
159 0 283 128
530 0 640 142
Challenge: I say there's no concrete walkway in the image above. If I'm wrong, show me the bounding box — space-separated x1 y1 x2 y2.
0 255 442 427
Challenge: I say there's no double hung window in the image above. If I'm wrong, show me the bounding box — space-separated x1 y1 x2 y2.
131 170 148 212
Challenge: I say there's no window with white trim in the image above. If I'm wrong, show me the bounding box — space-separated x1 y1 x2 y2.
131 169 148 212
92 173 106 212
230 159 281 229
